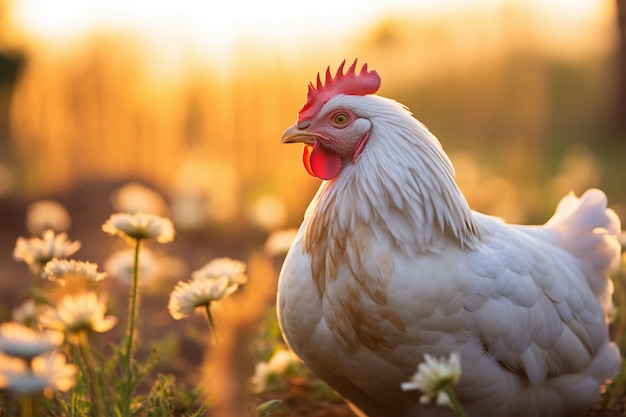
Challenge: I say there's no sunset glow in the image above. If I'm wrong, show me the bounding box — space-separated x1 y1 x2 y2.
0 1 624 416
0 0 620 210
11 0 612 54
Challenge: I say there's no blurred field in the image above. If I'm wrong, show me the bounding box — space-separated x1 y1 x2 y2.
0 0 623 218
0 0 624 416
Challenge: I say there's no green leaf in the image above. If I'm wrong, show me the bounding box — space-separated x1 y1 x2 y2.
146 374 176 417
256 399 283 417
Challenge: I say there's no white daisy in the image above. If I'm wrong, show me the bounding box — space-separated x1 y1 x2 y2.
251 348 302 393
246 194 288 231
264 228 298 256
12 299 37 326
104 247 158 284
401 352 462 408
191 257 247 294
13 230 81 273
44 258 107 283
110 182 168 216
0 351 76 394
168 276 230 320
0 322 63 361
39 292 117 338
102 212 174 243
26 200 71 236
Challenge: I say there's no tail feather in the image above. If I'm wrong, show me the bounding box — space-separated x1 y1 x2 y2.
545 188 621 273
544 189 621 316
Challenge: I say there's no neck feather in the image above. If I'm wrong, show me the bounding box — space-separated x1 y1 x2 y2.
303 96 482 258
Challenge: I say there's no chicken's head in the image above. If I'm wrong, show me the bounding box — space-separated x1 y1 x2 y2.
281 59 381 180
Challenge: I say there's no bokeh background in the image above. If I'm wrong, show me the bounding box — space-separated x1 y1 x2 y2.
0 0 624 223
0 0 624 415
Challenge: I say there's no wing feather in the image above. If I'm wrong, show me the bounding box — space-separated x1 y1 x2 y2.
466 215 607 384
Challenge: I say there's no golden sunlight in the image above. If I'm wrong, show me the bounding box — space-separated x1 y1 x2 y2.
11 0 611 58
11 1 387 53
0 0 620 217
0 1 624 415
6 0 613 85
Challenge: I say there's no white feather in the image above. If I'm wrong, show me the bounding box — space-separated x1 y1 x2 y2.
277 93 622 417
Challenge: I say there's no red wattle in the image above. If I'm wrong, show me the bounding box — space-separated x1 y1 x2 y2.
302 143 342 180
302 145 315 177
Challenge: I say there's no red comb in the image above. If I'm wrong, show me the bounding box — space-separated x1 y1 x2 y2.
297 59 381 123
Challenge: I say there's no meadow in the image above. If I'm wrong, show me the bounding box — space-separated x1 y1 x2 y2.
0 2 624 415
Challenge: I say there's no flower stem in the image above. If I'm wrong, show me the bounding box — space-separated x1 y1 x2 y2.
121 237 142 417
442 384 466 417
612 266 626 348
31 270 41 291
20 395 33 417
203 303 224 346
20 360 40 416
204 303 215 333
69 345 85 416
78 332 106 417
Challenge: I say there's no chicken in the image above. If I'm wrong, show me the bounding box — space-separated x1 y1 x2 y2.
276 59 622 417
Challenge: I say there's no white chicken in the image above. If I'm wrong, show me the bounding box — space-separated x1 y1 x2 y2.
277 60 622 417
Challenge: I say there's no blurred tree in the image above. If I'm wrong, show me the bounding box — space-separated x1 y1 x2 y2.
615 0 625 136
0 51 23 162
0 0 25 164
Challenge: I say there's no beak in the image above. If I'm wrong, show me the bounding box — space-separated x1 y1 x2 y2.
280 123 317 145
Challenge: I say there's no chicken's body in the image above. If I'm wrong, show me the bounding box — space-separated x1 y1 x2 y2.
277 61 622 417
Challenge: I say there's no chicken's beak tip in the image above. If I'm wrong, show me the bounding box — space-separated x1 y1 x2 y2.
280 124 315 145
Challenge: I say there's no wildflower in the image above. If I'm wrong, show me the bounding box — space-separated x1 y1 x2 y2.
266 349 301 374
102 212 174 243
169 258 248 321
169 192 208 231
104 247 158 284
252 348 301 393
264 228 298 256
168 276 231 320
13 230 81 273
44 258 107 283
252 362 272 394
12 299 37 326
0 351 76 395
191 257 248 293
0 322 63 361
103 213 171 417
170 155 239 225
39 292 117 339
401 353 462 408
246 194 288 231
26 200 71 235
110 182 168 216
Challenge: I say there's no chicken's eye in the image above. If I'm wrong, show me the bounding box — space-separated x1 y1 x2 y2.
332 112 349 126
